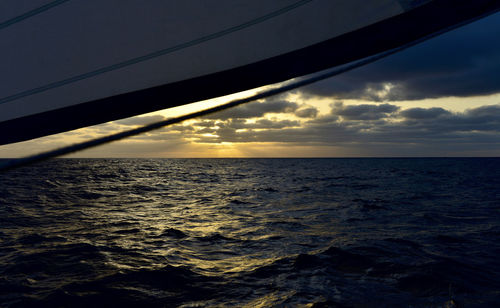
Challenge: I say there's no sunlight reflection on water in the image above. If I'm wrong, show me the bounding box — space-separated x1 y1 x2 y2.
0 158 499 307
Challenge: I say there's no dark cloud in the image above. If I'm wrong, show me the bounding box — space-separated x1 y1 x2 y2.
399 107 451 120
307 114 339 124
232 119 300 129
295 107 318 118
331 102 399 120
203 100 298 120
467 104 500 118
300 12 500 101
196 127 217 134
129 131 185 141
168 125 195 132
391 105 500 135
193 120 217 127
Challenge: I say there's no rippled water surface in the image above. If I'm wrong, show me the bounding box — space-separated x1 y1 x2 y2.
0 158 499 307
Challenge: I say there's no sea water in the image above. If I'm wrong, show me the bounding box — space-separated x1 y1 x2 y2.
0 158 499 307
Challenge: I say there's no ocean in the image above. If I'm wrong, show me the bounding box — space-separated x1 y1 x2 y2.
0 158 499 307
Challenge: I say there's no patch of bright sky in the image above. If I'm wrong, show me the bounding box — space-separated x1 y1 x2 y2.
152 86 271 119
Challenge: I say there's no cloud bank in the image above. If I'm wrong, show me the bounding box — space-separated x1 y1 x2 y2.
300 12 500 101
183 103 500 156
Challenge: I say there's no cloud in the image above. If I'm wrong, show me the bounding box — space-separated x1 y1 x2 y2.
295 107 318 118
196 127 217 134
202 100 298 120
168 125 195 132
193 120 217 128
248 119 299 129
300 12 500 101
466 104 500 118
193 103 500 156
218 118 300 130
16 103 497 158
399 107 451 120
331 102 399 120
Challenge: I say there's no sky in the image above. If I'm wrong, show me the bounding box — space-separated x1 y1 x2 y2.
0 10 499 158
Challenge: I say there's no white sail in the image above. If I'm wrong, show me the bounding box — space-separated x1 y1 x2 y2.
1 0 499 145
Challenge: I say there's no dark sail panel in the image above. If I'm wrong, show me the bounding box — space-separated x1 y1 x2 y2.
0 0 499 145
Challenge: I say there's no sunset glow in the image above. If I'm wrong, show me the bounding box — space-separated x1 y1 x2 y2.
1 12 499 158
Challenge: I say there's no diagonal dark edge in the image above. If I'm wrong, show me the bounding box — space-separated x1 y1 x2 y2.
1 0 499 146
0 0 71 30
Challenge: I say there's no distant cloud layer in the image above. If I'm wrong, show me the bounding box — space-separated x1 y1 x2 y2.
112 101 500 153
300 13 500 101
183 103 500 156
8 100 496 158
331 102 399 120
202 100 298 120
